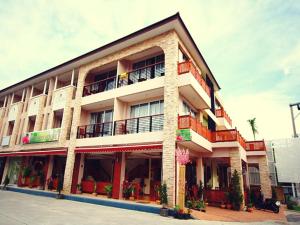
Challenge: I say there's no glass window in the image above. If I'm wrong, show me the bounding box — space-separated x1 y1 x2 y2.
183 101 196 117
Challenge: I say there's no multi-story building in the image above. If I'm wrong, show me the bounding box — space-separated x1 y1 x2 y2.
0 13 271 206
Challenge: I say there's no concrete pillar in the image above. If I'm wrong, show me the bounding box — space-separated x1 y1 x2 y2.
229 148 245 208
196 157 204 185
161 32 179 207
258 156 272 199
119 152 126 199
212 160 219 189
112 153 122 199
1 157 9 184
78 154 85 183
46 156 54 189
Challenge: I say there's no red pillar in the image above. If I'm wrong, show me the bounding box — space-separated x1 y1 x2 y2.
112 153 122 199
71 154 81 194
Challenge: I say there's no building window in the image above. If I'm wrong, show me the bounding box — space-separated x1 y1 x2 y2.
90 110 113 136
91 70 117 93
183 101 196 117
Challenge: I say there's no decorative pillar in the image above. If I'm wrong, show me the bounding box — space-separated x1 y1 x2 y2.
258 156 272 199
112 153 122 199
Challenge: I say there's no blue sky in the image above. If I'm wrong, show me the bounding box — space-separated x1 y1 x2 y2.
0 0 299 140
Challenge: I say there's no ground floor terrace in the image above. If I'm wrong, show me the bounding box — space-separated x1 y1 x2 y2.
0 143 271 208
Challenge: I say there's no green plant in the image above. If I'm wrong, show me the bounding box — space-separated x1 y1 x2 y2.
29 175 36 186
22 167 32 178
174 205 180 212
77 183 82 191
228 170 243 210
195 200 205 210
198 180 204 200
104 184 113 197
247 118 258 140
286 196 297 210
186 200 192 209
123 184 133 199
159 183 168 208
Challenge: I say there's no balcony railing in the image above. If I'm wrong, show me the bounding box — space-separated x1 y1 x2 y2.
178 115 213 141
117 61 164 87
245 141 266 151
77 122 113 139
215 108 232 126
178 61 211 96
177 115 246 148
83 77 116 97
114 114 164 135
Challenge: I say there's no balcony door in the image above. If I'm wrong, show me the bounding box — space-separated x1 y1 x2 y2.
90 110 113 136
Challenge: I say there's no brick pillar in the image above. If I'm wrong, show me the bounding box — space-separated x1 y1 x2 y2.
258 156 272 199
62 67 86 193
161 33 179 207
229 148 245 208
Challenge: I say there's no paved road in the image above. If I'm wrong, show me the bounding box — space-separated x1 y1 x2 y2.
0 191 284 225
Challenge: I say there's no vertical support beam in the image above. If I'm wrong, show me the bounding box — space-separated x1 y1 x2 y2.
46 155 54 190
290 105 298 138
43 80 48 95
230 148 245 208
30 86 34 98
10 93 14 105
196 157 204 184
3 96 7 107
78 153 85 184
119 152 126 199
161 32 179 207
54 76 58 90
1 157 10 184
71 69 75 86
70 154 81 194
112 153 122 199
21 89 25 102
258 156 272 199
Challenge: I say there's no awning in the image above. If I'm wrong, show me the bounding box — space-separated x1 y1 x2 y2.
75 144 163 154
0 149 67 157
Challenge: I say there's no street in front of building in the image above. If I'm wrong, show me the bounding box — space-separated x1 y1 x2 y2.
0 191 290 225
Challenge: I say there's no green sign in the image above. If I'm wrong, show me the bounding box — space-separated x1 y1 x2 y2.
28 128 60 144
176 129 191 141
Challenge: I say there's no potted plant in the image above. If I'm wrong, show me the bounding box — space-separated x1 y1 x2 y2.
22 166 31 185
104 184 112 198
225 192 232 209
159 183 169 217
227 170 243 210
92 182 97 196
56 174 64 199
76 183 82 194
247 203 254 212
38 172 45 190
195 200 206 212
2 175 9 190
123 183 133 200
29 175 36 188
220 201 226 209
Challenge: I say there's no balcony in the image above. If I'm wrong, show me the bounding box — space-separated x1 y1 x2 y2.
177 61 211 109
83 77 116 97
178 61 210 96
117 61 165 88
213 129 246 149
77 122 113 139
245 141 266 151
178 115 212 141
215 108 232 127
114 114 164 135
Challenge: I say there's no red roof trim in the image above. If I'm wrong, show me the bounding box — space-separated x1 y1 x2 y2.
75 144 163 154
0 149 67 157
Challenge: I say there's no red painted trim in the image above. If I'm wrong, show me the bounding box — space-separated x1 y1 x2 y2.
75 144 162 154
112 153 122 199
71 154 81 194
0 149 67 157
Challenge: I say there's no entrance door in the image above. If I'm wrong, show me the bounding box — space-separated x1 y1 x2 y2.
7 157 22 184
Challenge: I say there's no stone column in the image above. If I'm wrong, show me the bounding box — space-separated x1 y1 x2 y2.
161 32 179 207
62 67 87 193
229 148 245 208
258 156 272 199
1 157 10 184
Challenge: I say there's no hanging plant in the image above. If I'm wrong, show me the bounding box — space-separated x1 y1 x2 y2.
175 147 190 165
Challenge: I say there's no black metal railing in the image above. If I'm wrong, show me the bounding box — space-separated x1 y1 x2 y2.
114 114 164 135
77 122 113 138
83 77 116 97
117 62 164 87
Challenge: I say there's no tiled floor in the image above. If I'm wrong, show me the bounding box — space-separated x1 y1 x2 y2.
191 205 287 222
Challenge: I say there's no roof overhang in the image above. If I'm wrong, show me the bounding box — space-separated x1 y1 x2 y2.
0 13 220 97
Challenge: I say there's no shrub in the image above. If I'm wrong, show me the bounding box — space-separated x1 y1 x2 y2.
228 170 243 210
286 196 297 210
159 183 168 207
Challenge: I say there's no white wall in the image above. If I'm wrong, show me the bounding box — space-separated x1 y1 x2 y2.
267 138 300 183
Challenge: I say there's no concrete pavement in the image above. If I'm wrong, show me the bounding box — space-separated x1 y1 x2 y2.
0 191 285 225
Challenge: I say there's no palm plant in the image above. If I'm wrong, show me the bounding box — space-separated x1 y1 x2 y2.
247 118 258 140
